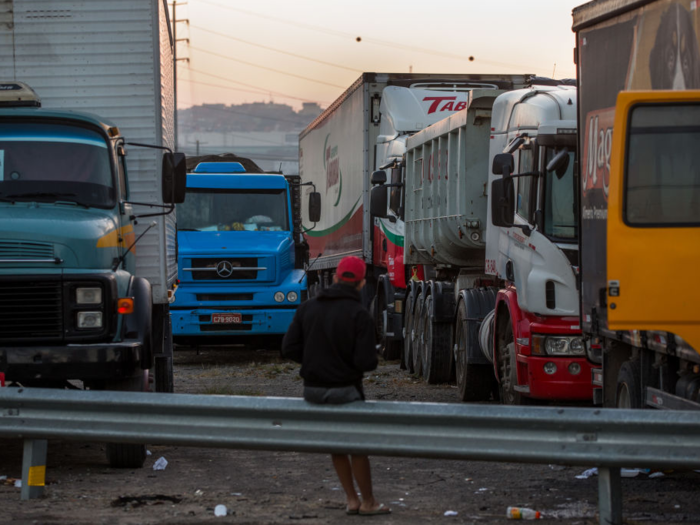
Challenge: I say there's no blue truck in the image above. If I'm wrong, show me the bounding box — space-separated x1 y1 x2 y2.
172 156 319 348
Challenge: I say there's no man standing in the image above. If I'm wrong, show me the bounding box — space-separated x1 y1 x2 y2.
281 256 391 516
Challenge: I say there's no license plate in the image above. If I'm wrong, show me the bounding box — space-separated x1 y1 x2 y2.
212 313 242 324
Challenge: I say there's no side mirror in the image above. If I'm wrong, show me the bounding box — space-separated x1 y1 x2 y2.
546 149 570 180
162 152 187 204
492 153 514 176
308 191 321 223
371 170 387 185
491 177 515 228
370 184 388 218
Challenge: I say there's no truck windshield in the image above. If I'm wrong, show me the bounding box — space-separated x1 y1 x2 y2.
625 104 700 226
0 122 114 208
178 188 289 232
543 148 577 240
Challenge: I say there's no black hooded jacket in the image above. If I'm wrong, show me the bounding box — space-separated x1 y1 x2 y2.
281 283 378 388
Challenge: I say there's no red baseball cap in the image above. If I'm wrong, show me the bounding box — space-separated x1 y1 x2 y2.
336 256 366 283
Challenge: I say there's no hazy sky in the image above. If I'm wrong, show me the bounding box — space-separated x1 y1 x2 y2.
173 0 584 111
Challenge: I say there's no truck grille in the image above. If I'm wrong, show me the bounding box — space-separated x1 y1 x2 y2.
191 258 260 281
0 240 54 259
0 280 63 341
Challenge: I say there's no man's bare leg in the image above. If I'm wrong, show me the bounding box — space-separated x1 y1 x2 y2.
350 455 381 512
331 454 360 511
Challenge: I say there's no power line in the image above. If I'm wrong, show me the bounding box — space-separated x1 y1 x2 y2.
189 46 346 89
190 24 361 73
196 0 547 72
182 67 332 104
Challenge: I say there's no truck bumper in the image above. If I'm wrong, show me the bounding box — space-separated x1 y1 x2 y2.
519 355 594 400
0 342 142 382
171 307 297 336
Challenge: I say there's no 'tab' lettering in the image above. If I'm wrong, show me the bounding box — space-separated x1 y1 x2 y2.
423 96 467 114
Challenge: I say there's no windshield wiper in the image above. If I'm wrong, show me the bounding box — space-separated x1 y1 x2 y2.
5 192 90 208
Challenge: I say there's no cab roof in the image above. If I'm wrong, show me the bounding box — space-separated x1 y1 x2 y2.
186 172 288 190
0 106 118 135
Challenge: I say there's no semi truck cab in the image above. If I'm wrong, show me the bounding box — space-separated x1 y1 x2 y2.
486 85 593 402
172 162 314 347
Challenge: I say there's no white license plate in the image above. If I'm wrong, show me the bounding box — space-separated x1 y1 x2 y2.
212 313 242 324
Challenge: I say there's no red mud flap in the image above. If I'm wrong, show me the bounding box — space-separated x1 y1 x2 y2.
0 372 5 387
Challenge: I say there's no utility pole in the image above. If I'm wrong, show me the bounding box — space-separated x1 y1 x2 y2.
170 1 190 151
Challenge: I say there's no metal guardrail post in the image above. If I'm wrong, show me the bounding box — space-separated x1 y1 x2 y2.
598 467 622 525
21 439 47 500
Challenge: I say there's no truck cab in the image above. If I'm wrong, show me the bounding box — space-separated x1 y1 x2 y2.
0 82 183 466
172 162 310 347
486 84 593 402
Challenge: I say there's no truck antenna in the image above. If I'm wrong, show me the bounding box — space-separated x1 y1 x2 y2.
299 252 322 283
112 221 158 272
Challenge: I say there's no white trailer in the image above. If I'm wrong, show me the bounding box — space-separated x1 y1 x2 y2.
299 73 530 358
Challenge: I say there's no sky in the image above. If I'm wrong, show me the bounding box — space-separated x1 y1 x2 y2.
172 0 585 111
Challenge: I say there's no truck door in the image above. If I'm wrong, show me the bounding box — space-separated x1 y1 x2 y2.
607 91 700 352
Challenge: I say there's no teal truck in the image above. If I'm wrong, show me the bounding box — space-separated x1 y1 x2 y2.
0 82 185 467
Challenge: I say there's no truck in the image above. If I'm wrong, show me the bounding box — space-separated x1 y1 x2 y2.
573 0 700 409
299 73 531 360
0 0 184 467
370 82 593 404
171 154 318 347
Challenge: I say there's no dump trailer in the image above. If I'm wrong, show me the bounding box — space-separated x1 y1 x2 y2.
0 0 184 468
299 72 530 359
371 82 593 404
573 0 700 409
172 155 315 348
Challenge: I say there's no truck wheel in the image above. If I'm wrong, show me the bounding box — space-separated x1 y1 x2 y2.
103 373 148 468
412 292 424 377
616 360 642 408
497 323 536 405
422 295 452 384
374 290 402 361
402 290 414 371
455 299 496 402
155 356 174 393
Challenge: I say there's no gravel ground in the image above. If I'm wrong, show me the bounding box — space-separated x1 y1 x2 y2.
1 345 700 524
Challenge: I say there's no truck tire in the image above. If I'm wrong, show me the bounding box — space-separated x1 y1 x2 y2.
155 312 175 393
103 373 148 468
412 291 424 377
373 289 402 361
455 297 496 402
402 289 414 371
616 360 642 409
497 323 537 406
422 295 452 384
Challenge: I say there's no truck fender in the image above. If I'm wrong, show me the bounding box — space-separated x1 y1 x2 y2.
429 281 456 323
123 276 153 370
456 288 496 366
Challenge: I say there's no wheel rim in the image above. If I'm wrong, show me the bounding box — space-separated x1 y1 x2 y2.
412 298 423 374
455 315 467 391
617 384 631 408
404 294 413 370
499 343 517 404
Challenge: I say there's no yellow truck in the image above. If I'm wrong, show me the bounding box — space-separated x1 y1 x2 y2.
573 0 700 408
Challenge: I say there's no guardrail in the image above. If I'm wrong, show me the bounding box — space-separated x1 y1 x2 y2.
1 387 700 524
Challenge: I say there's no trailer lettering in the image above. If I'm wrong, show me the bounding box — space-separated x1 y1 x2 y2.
455 101 467 111
582 109 613 200
441 101 454 111
423 96 457 114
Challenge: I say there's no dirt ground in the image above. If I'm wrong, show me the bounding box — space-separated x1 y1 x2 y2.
2 346 700 524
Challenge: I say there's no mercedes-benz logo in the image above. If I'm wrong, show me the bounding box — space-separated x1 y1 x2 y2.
216 260 234 278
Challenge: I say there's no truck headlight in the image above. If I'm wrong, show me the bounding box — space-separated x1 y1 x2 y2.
77 311 103 329
532 335 586 356
76 287 102 304
274 291 285 303
287 291 298 302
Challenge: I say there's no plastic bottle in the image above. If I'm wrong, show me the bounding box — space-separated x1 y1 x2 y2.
506 507 541 520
